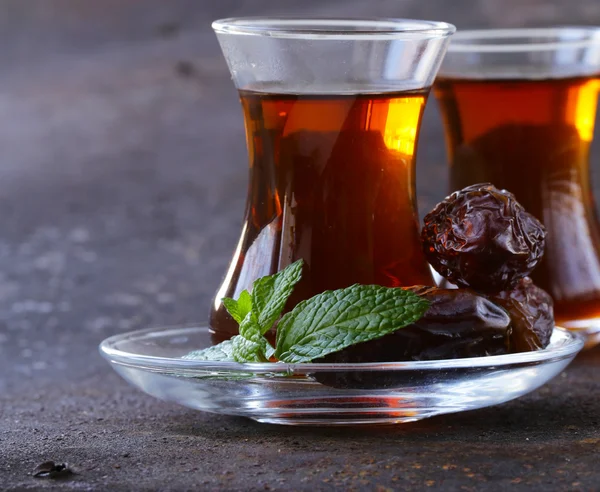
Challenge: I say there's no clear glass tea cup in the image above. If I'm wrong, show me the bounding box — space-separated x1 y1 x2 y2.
210 18 455 340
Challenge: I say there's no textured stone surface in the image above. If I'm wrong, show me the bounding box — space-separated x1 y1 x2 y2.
1 1 600 490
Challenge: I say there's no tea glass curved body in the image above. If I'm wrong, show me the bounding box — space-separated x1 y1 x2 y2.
210 18 455 339
435 28 600 346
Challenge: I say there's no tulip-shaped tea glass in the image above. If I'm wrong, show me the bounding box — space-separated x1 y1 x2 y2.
435 28 600 347
210 18 455 340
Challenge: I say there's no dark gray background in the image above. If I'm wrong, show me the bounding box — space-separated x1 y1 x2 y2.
1 1 599 490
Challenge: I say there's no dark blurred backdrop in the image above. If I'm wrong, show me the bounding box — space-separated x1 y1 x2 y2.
1 0 600 384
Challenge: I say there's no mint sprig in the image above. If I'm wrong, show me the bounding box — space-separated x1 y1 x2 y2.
184 260 430 364
186 260 304 362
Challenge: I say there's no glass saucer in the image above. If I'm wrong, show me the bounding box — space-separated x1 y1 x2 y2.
561 321 600 350
99 326 583 426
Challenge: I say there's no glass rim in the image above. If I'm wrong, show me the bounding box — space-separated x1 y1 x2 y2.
212 17 456 40
448 27 600 53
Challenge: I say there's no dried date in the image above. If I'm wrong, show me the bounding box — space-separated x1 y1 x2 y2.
490 277 554 352
421 183 546 292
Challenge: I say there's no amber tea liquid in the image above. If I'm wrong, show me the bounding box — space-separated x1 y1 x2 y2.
210 88 435 338
435 74 600 326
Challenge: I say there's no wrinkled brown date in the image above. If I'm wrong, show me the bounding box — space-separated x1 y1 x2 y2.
491 277 554 352
421 183 546 292
314 287 511 389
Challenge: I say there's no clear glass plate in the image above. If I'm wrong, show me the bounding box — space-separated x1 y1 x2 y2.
562 321 600 350
99 326 583 426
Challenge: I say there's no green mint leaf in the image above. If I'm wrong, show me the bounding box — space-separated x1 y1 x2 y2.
274 284 430 363
231 335 273 362
238 311 261 338
222 290 252 324
230 312 274 362
183 340 235 361
251 259 303 334
182 333 274 363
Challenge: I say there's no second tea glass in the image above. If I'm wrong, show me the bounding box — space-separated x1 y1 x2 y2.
435 28 600 346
